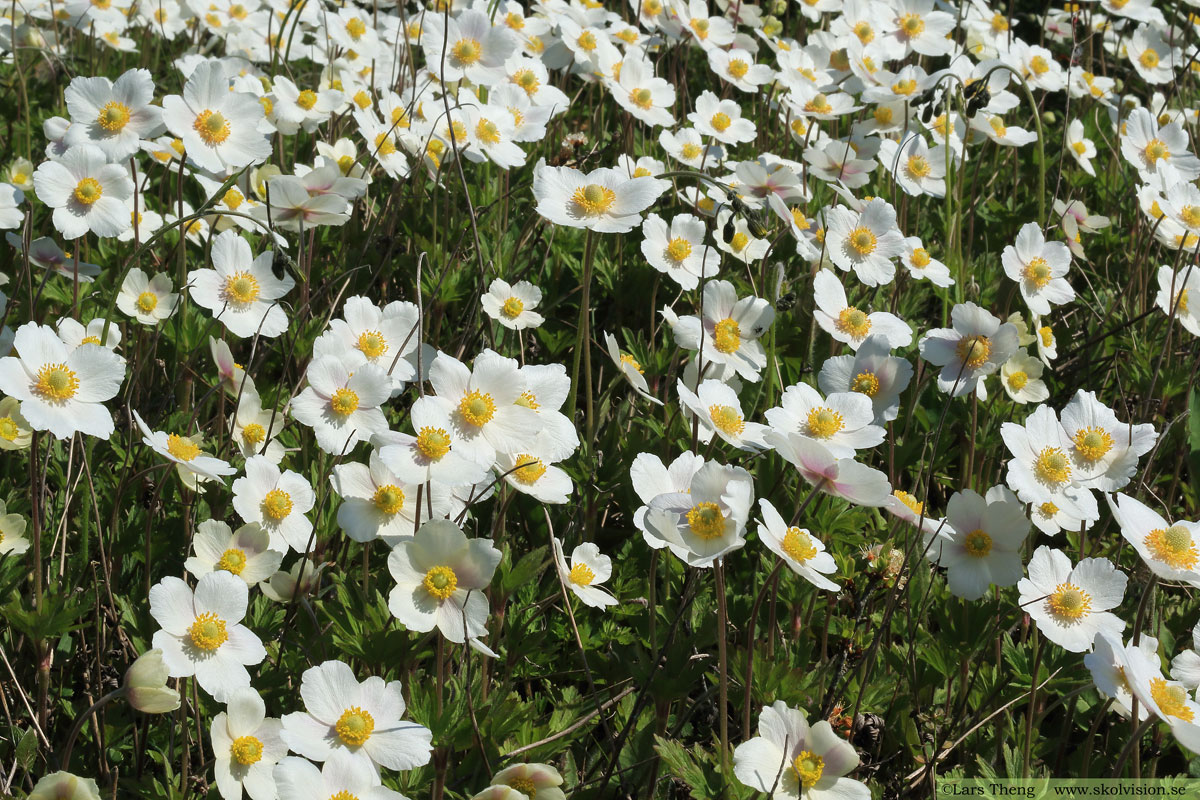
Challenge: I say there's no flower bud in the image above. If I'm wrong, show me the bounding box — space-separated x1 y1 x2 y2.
29 772 101 800
261 558 327 602
123 649 181 713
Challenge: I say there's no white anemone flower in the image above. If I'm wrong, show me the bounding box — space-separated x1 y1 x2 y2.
1086 631 1160 721
33 144 133 239
551 537 618 608
0 322 124 440
1001 404 1099 536
926 487 1027 600
481 278 544 330
1120 107 1200 183
133 410 235 484
603 332 661 405
211 687 287 800
1066 119 1097 176
185 519 283 587
0 499 29 556
290 355 390 455
817 334 913 424
495 450 573 504
1001 222 1074 316
877 135 947 197
1018 546 1126 653
0 397 33 451
279 659 433 776
312 296 424 395
733 701 869 800
610 57 676 127
677 378 768 451
148 571 266 701
1060 389 1157 491
659 127 724 170
918 302 1018 397
1155 264 1200 337
331 452 450 546
765 382 883 458
688 90 756 146
423 9 518 85
756 498 838 591
386 519 502 643
161 62 270 174
642 460 754 568
999 350 1049 404
1107 493 1200 585
708 47 774 93
766 432 891 507
640 212 719 290
630 451 706 539
812 269 911 350
117 267 178 325
823 198 905 286
64 68 163 160
660 280 775 382
188 230 294 339
373 401 492 489
532 159 664 233
273 757 406 800
232 455 316 553
230 393 286 464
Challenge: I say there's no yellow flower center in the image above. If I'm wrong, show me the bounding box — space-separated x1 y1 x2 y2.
1071 426 1113 461
133 289 160 313
501 296 524 318
836 307 872 340
1144 526 1199 570
422 565 458 599
661 235 695 262
330 388 359 416
74 178 103 206
1007 370 1028 391
568 563 595 586
188 612 228 651
1181 207 1200 229
847 226 877 255
730 232 749 252
371 484 405 515
335 706 375 746
224 272 261 304
1022 257 1052 288
0 417 18 441
708 404 745 436
1039 501 1059 518
900 12 925 35
572 184 616 216
874 107 893 125
989 117 1008 137
1039 326 1054 347
577 30 597 50
1140 49 1160 69
1047 582 1091 621
513 454 547 484
344 16 366 37
806 407 845 438
515 390 539 409
791 750 825 790
781 527 817 562
230 734 263 765
513 69 540 96
504 11 524 28
374 132 397 157
689 18 709 38
956 335 992 369
35 364 80 401
242 423 266 447
850 371 880 397
963 529 992 558
713 318 741 354
620 353 643 373
347 331 387 362
1072 141 1087 155
1145 138 1170 164
852 20 873 43
1150 679 1194 721
296 89 318 110
1033 446 1072 486
216 547 247 575
894 490 923 515
727 59 749 79
193 109 231 145
262 488 293 521
1180 289 1191 312
475 118 501 145
804 93 833 114
97 101 132 132
1030 55 1050 76
452 37 482 64
416 426 451 460
631 87 653 109
166 433 200 461
458 390 496 426
681 143 702 160
338 154 357 173
710 112 732 132
907 155 931 178
686 501 725 540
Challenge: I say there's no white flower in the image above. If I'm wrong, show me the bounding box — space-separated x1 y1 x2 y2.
659 128 723 170
708 47 774 93
532 159 665 233
661 280 775 382
823 198 905 286
64 69 163 160
765 382 883 459
640 213 719 290
756 498 838 591
148 572 266 701
481 278 544 330
273 757 406 800
230 393 286 464
918 302 1018 397
812 269 911 351
117 267 178 325
33 145 133 239
134 410 235 484
766 432 891 507
495 451 573 504
211 687 288 800
1066 119 1097 176
0 322 124 440
1001 404 1099 536
603 332 661 405
1017 546 1126 653
688 90 756 145
188 230 294 339
422 9 517 85
331 452 449 546
610 57 676 127
1085 631 1160 721
1120 107 1200 183
161 61 270 174
643 460 754 567
927 487 1027 600
1155 264 1200 337
552 537 617 608
0 396 33 451
1060 389 1157 491
817 334 913 424
877 135 946 197
678 378 767 451
373 400 492 489
386 519 502 643
28 773 101 800
0 499 29 556
1128 26 1177 85
280 659 433 776
733 701 869 800
312 296 424 395
185 519 283 587
489 764 566 800
999 350 1049 404
255 175 350 232
1107 493 1200 585
0 183 24 230
232 455 316 553
291 355 390 455
1001 222 1074 316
